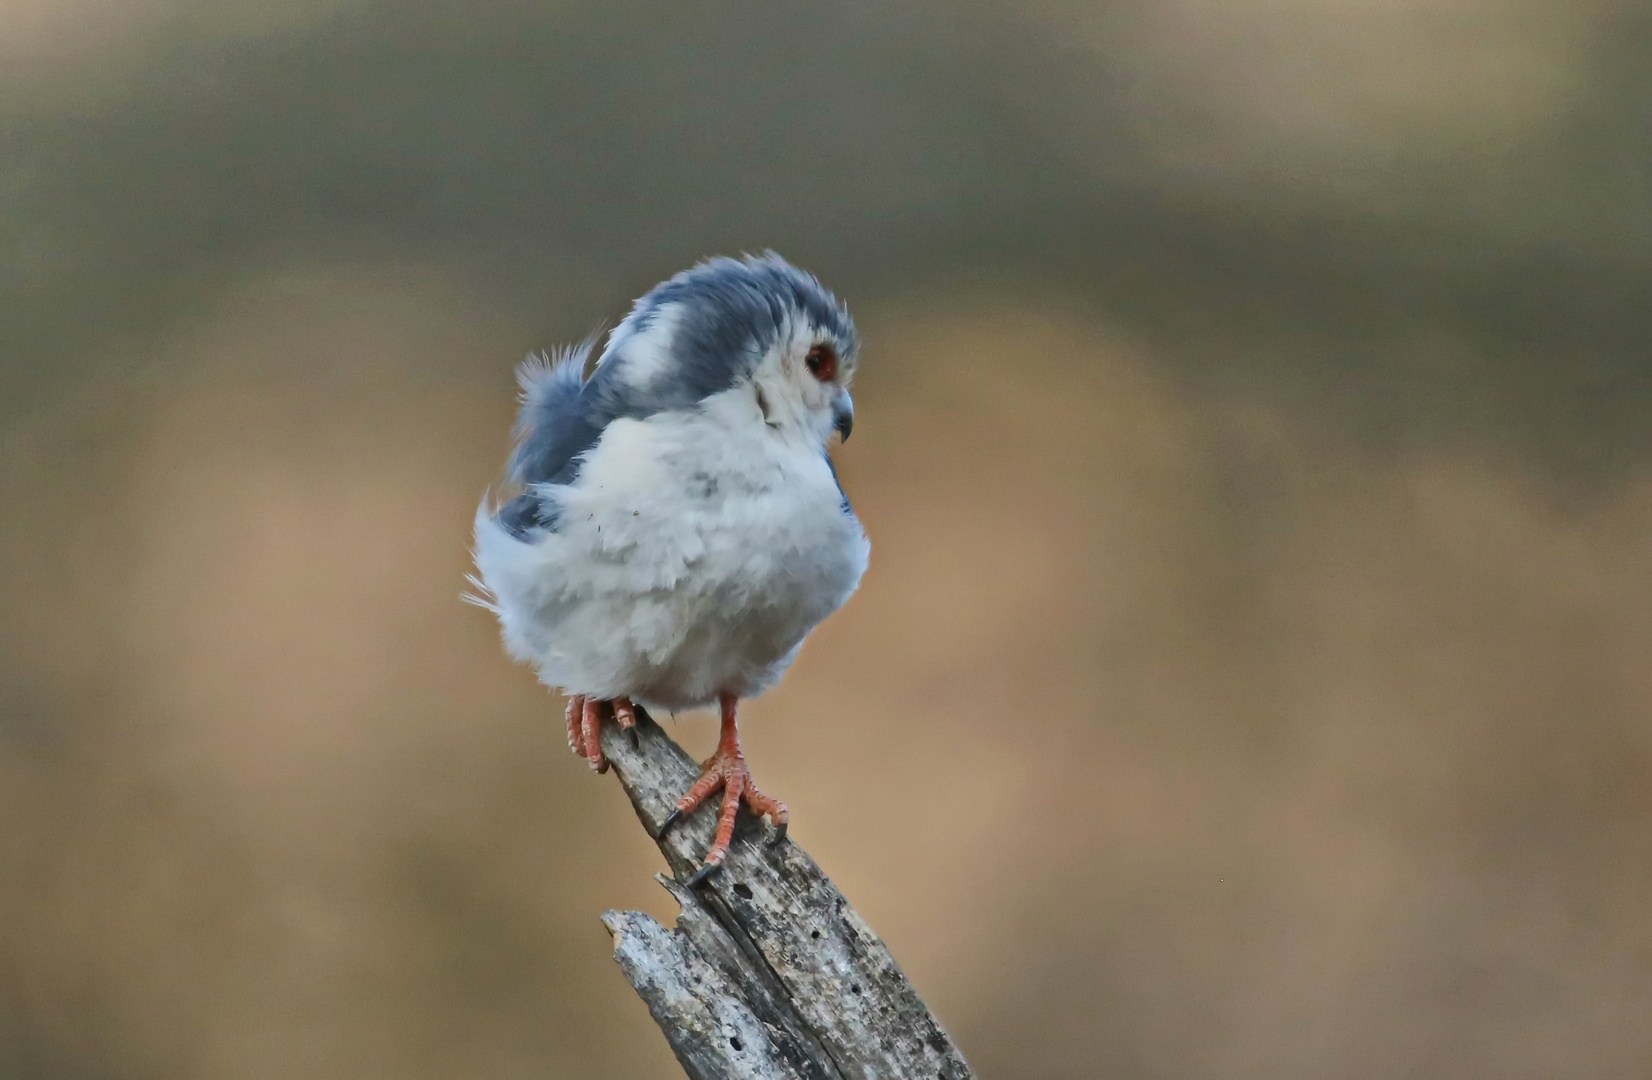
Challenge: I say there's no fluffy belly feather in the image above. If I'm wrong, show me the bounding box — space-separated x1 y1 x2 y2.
472 408 869 712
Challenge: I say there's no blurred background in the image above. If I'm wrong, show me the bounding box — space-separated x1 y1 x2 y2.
3 1 1650 1077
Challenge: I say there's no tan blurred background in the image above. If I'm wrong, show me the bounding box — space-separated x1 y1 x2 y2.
3 1 1651 1077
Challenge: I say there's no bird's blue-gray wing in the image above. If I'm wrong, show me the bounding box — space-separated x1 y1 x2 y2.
497 340 601 538
823 453 853 516
507 338 602 487
496 334 674 538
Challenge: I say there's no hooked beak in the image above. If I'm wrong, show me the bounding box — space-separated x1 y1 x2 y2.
832 391 854 442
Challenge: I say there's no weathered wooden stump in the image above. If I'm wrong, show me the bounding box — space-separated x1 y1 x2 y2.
598 707 975 1080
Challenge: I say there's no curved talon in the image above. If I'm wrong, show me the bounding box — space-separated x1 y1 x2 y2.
767 820 788 847
657 807 683 836
685 860 723 888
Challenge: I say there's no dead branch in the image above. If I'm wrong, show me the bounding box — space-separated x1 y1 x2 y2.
598 708 975 1080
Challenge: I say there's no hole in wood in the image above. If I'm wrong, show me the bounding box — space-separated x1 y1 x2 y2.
732 882 753 900
810 930 821 939
729 1036 744 1052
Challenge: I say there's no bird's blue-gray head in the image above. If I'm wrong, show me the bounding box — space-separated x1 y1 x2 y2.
589 253 858 445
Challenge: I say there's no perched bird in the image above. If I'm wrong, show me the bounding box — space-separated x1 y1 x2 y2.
469 254 867 882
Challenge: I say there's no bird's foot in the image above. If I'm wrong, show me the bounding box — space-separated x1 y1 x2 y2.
659 741 788 886
564 695 639 773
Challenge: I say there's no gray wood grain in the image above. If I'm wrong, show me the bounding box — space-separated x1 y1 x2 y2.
601 909 803 1080
598 708 975 1080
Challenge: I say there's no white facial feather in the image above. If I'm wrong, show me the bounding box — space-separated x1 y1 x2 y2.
747 315 854 447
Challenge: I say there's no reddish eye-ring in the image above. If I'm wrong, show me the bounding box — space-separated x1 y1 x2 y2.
805 344 838 382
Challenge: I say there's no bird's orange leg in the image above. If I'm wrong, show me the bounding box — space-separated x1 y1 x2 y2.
659 692 788 886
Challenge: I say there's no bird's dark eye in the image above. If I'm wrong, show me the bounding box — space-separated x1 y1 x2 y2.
805 344 838 382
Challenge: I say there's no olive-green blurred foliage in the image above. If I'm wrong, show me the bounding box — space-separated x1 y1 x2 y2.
3 3 1650 1078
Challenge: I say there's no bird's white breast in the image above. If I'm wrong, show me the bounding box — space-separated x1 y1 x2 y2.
472 385 869 712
